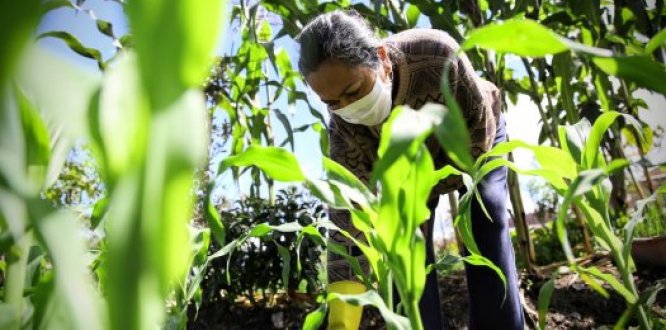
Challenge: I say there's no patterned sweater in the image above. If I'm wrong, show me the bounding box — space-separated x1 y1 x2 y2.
327 28 502 281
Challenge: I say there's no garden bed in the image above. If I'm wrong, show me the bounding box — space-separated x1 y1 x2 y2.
188 256 665 329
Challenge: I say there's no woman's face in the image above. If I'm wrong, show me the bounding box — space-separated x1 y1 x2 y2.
305 45 392 111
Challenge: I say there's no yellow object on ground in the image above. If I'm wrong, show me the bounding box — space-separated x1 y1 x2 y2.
327 281 367 330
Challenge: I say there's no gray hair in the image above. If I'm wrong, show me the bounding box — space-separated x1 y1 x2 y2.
295 10 382 77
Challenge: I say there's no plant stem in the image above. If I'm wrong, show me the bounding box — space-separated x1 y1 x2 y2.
378 268 393 313
507 150 536 271
447 192 466 255
572 205 594 255
6 231 32 330
408 298 424 330
611 247 651 329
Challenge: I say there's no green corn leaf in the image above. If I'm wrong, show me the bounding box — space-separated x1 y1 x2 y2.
439 63 474 171
299 225 326 245
476 140 577 180
576 200 623 253
30 204 103 330
274 47 293 77
319 220 380 282
98 52 148 185
579 271 610 299
204 187 226 246
192 228 210 267
555 199 578 263
304 179 352 209
462 19 569 57
593 71 612 113
603 159 630 175
428 254 462 274
16 86 50 167
118 34 134 49
410 226 427 300
477 157 568 192
473 188 492 221
271 221 303 232
144 91 208 299
432 165 463 186
537 277 555 330
349 207 376 233
552 53 576 119
622 193 656 272
126 0 224 111
569 169 606 199
302 301 327 330
622 124 653 154
90 197 108 229
584 112 619 168
249 223 272 237
311 122 329 157
257 19 272 43
42 1 116 40
326 242 367 283
274 109 295 151
0 303 19 330
457 195 480 254
639 279 665 307
86 87 107 175
37 31 105 70
0 0 41 85
42 0 75 14
530 145 578 180
219 145 306 182
295 225 326 276
581 266 637 304
463 254 507 294
645 28 666 55
95 19 115 39
372 104 444 183
323 157 374 203
592 56 666 96
208 239 239 261
294 233 305 276
274 242 291 289
17 46 99 164
558 119 591 167
327 290 410 330
405 4 420 28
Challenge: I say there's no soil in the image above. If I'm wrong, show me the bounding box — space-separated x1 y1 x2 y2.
188 256 665 329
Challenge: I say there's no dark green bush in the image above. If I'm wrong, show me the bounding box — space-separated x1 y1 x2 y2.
201 187 325 306
512 218 586 267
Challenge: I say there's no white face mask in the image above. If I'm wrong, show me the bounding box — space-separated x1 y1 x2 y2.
333 72 392 126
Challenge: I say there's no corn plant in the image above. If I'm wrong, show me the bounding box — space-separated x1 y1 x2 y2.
1 1 226 329
211 66 514 328
459 18 666 329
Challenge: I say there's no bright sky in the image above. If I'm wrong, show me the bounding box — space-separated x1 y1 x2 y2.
37 1 666 240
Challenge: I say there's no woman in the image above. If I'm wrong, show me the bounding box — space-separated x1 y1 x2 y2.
296 10 524 330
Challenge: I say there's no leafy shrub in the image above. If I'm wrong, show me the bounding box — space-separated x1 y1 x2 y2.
201 187 325 305
512 219 586 267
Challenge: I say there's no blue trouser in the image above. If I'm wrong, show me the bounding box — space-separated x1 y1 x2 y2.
417 114 524 329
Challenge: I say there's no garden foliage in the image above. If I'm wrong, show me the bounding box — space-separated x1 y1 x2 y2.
1 0 665 329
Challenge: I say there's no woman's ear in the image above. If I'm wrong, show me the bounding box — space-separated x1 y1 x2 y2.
376 45 392 82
